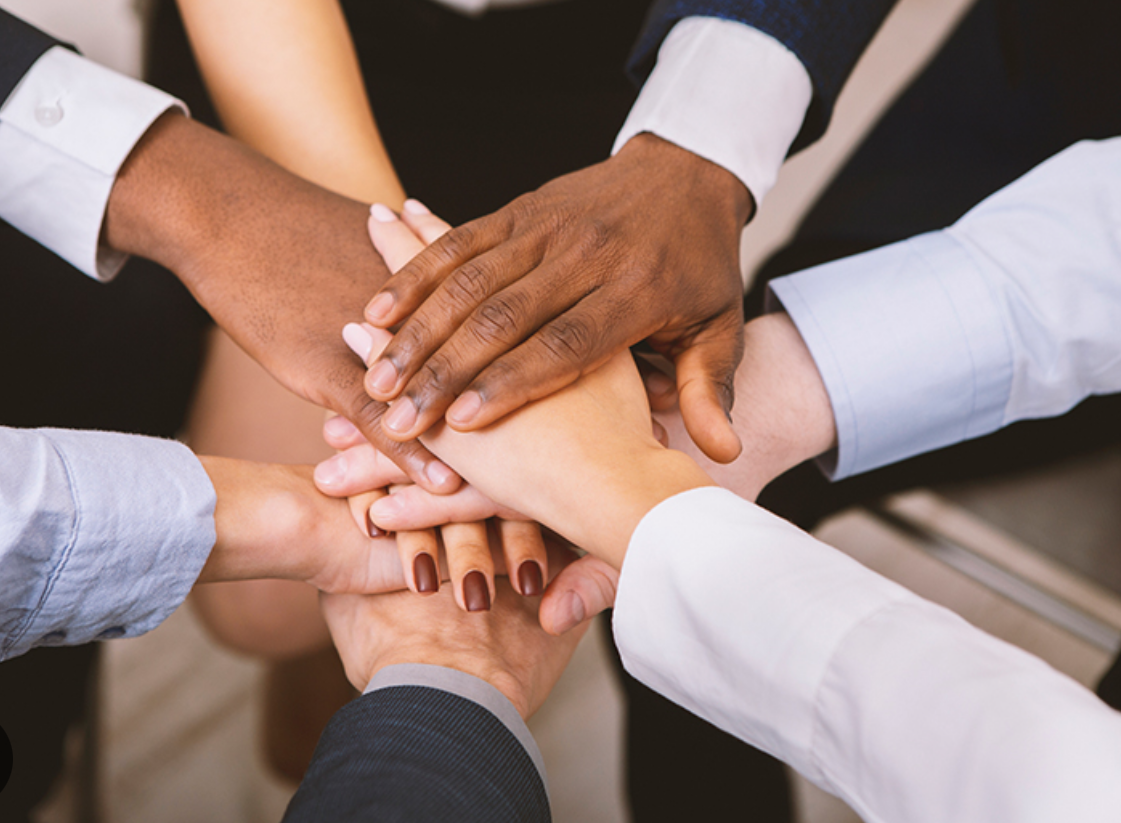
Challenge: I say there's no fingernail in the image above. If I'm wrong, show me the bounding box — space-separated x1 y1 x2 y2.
323 415 358 440
313 453 347 488
413 553 438 593
342 322 374 362
365 510 387 539
424 461 456 490
369 494 402 523
556 592 586 633
447 391 483 426
518 562 543 597
463 571 491 612
403 198 431 216
366 292 395 325
368 359 398 397
370 203 398 223
645 370 674 397
384 398 417 434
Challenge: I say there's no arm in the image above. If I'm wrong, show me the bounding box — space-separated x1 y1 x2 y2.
0 427 404 662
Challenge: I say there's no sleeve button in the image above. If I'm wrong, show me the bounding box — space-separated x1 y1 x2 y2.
34 102 64 127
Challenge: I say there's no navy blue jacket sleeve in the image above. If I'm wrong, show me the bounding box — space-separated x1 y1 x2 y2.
283 685 551 823
0 11 71 107
628 0 900 150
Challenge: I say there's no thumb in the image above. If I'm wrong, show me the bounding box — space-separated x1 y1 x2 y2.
538 555 620 635
673 314 744 464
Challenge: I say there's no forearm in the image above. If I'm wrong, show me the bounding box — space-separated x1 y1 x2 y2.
177 0 404 204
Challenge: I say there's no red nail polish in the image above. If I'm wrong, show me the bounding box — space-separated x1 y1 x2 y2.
463 571 491 612
413 553 438 594
518 562 543 597
366 511 387 539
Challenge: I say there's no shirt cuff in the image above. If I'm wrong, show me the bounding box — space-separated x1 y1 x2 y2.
366 663 547 789
613 17 812 209
0 46 185 280
768 232 1013 480
2 429 216 659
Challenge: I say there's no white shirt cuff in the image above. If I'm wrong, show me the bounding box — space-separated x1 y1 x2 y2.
613 17 812 209
0 46 185 280
768 232 1013 480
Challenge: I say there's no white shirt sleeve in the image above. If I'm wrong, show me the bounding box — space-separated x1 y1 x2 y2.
0 46 185 281
768 138 1121 479
613 17 812 209
614 487 1121 823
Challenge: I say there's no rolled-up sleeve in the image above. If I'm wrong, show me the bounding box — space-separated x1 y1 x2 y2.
0 427 216 660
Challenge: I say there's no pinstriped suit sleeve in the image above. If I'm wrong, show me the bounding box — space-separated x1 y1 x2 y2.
629 0 900 149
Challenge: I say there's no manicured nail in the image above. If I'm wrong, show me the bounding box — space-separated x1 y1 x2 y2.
323 415 358 441
447 391 483 426
384 398 417 434
342 322 374 362
313 453 347 488
463 571 491 612
365 510 387 539
413 553 438 593
370 203 398 223
366 292 395 325
403 198 431 216
367 359 398 397
556 592 586 633
424 461 456 490
518 562 543 597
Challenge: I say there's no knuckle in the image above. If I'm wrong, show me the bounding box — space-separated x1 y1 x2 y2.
540 316 595 364
414 351 460 398
468 292 529 346
574 218 613 257
444 259 497 309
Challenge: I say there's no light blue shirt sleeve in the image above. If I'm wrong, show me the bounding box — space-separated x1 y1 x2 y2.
769 138 1121 479
0 426 216 660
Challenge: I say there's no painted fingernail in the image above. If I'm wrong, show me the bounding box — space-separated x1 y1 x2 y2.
518 562 543 597
556 592 586 633
413 553 438 593
313 454 347 488
403 198 431 216
463 571 491 612
447 391 483 426
365 510 388 539
424 461 456 490
342 322 374 362
366 292 395 325
370 203 398 223
384 398 417 434
368 359 398 397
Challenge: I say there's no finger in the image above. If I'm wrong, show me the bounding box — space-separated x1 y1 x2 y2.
345 488 389 538
651 418 670 447
497 520 547 597
341 322 393 368
538 555 620 635
400 199 452 244
368 205 427 273
441 520 495 612
322 415 366 451
314 442 411 498
635 356 679 412
369 483 526 532
396 527 441 595
444 301 629 432
364 241 543 405
379 275 584 439
674 313 745 464
363 212 507 329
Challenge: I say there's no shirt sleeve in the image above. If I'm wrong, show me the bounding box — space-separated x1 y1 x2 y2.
614 17 812 209
613 487 1121 823
768 137 1121 479
0 46 185 281
0 427 216 661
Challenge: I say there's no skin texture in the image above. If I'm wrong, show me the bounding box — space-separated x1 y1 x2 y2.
102 110 457 494
361 134 753 464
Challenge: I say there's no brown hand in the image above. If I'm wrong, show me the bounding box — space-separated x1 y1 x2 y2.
363 134 753 463
103 112 458 492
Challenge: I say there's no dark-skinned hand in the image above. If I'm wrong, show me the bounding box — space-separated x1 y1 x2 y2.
362 133 753 463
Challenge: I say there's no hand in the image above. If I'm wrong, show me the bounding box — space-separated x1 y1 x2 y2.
360 134 752 463
196 457 406 594
103 111 459 494
322 570 588 719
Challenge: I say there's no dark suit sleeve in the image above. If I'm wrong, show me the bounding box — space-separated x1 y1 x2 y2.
628 0 900 150
0 11 72 107
283 685 551 823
